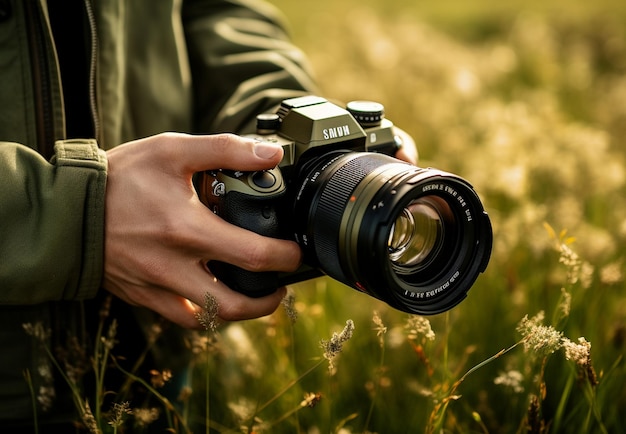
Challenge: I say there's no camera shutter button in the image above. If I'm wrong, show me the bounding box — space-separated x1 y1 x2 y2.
251 170 277 189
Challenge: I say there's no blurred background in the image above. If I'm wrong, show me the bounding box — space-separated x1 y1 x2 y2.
199 1 626 432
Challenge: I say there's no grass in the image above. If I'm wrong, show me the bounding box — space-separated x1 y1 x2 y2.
25 0 626 432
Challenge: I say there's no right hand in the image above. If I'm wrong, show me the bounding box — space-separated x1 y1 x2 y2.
103 133 302 329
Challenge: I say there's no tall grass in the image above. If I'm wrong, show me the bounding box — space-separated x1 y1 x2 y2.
24 1 626 432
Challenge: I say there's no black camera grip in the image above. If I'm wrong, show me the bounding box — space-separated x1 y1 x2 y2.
210 191 285 297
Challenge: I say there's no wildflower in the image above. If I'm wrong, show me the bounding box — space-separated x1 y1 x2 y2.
99 294 112 321
281 289 298 324
82 401 100 434
133 407 160 428
600 260 623 285
195 292 220 333
372 311 387 348
557 287 572 319
108 401 132 428
562 337 590 366
227 398 256 421
525 394 546 434
146 321 163 345
37 386 56 412
516 313 563 357
493 370 525 393
320 319 355 373
558 241 582 286
23 322 51 343
579 261 594 289
23 322 57 412
187 330 216 355
300 392 322 408
56 335 90 385
149 369 172 389
562 337 598 385
101 319 118 351
405 315 436 342
178 385 193 403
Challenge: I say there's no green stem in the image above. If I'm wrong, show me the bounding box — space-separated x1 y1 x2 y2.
112 357 193 434
583 380 608 434
23 369 39 434
552 367 574 433
363 342 385 431
253 359 325 417
205 344 210 434
429 339 524 434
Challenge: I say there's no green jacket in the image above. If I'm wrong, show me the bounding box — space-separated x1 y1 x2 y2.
0 0 315 423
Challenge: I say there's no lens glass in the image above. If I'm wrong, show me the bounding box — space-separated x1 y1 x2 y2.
388 197 449 268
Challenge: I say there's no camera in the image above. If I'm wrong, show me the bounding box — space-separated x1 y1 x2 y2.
197 96 492 315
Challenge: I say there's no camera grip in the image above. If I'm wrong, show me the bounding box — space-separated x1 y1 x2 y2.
210 191 285 297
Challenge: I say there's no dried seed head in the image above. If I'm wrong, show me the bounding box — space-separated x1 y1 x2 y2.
22 322 51 343
195 292 220 333
405 315 436 342
494 370 525 393
133 407 160 427
281 289 298 324
372 311 387 348
320 320 355 373
517 313 563 356
108 401 132 428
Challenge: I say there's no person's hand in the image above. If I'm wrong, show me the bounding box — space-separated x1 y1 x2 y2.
103 133 302 329
393 127 418 165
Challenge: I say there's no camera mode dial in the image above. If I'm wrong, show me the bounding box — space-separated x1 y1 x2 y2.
256 113 281 134
346 101 385 127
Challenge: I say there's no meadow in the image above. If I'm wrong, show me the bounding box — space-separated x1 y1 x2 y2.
26 0 626 433
210 0 626 432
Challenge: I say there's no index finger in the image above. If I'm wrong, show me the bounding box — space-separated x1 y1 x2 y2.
156 133 285 174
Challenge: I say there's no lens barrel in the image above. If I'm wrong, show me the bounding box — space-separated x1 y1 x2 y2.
292 152 492 315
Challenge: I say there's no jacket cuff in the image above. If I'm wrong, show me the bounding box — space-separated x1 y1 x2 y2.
53 139 108 299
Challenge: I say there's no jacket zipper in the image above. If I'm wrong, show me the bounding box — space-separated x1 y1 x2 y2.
83 0 101 143
24 0 56 159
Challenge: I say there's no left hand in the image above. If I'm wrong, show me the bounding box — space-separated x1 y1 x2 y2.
393 127 418 165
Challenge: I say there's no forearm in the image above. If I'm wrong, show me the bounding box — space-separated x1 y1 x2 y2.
0 140 107 304
182 0 319 134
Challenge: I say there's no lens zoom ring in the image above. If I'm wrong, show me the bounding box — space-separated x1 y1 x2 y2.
313 156 383 278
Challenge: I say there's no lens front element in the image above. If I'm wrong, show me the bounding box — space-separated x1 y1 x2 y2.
388 197 448 268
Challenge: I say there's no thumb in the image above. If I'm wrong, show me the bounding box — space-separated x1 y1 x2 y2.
158 133 284 174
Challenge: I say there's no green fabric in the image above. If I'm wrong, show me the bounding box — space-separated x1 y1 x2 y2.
0 0 316 423
0 140 106 303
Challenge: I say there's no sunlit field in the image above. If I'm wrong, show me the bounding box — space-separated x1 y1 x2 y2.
213 1 626 432
25 1 626 433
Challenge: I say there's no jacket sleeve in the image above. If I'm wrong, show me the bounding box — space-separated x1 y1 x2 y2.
0 140 107 304
182 0 319 134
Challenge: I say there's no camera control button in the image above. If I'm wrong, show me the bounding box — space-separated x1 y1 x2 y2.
346 101 385 127
251 170 277 190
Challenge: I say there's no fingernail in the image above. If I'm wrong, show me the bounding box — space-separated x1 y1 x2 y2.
254 141 282 159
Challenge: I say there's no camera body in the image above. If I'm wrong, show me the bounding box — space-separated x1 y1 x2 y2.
197 96 492 315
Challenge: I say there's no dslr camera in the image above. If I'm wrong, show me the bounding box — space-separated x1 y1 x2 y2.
197 96 492 315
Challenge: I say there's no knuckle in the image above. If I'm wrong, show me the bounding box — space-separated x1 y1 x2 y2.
240 241 273 272
152 132 188 162
218 297 278 322
209 133 241 155
218 300 247 321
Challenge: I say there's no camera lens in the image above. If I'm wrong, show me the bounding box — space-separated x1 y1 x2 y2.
292 152 492 315
388 197 447 268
